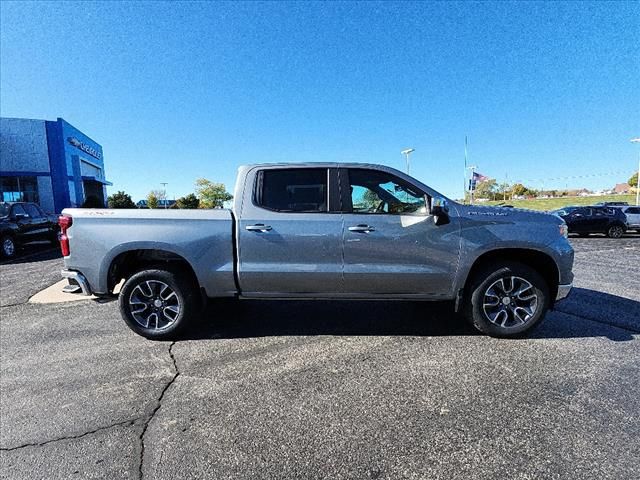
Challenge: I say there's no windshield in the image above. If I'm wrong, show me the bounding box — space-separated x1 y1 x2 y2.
0 203 10 217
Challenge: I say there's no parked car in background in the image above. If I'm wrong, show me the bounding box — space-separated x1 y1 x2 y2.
594 201 629 207
552 206 628 238
59 163 574 340
0 202 59 258
618 205 640 231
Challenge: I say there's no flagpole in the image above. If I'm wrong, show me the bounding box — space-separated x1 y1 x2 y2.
464 136 468 203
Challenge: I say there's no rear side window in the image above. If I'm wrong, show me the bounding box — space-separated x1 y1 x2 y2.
255 169 328 213
23 204 42 218
626 207 640 214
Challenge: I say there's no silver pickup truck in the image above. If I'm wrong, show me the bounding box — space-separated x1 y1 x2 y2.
60 163 574 339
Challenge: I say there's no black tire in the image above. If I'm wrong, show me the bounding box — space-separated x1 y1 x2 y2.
118 268 198 340
606 224 624 238
464 261 550 338
1 235 17 259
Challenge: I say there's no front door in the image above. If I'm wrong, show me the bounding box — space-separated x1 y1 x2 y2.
567 208 588 233
237 167 344 296
340 168 460 297
22 203 51 241
10 204 37 243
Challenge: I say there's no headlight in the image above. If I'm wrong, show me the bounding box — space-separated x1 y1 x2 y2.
559 224 568 238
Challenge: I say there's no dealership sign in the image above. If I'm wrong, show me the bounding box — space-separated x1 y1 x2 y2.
67 137 102 160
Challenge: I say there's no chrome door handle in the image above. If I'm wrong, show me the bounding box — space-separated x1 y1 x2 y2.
348 224 375 233
245 224 272 232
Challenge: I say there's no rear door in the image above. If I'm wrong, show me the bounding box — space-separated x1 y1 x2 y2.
591 208 611 232
339 168 460 297
237 167 344 296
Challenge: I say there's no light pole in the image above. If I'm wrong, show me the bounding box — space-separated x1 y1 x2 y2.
401 148 415 175
160 182 168 209
631 138 640 206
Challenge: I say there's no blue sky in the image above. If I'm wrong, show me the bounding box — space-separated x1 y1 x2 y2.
1 1 638 201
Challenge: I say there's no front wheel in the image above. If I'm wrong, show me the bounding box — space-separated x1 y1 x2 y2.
1 235 17 258
464 262 550 337
607 225 624 238
118 268 198 339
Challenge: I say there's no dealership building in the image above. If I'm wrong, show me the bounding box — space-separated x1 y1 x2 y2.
0 117 111 213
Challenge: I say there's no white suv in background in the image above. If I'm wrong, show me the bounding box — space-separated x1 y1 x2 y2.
620 206 640 231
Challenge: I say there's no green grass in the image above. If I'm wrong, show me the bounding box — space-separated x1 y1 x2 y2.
480 194 636 211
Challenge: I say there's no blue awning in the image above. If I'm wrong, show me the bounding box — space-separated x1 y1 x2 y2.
82 176 113 186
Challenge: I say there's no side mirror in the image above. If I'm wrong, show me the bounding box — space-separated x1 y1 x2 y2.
430 196 450 225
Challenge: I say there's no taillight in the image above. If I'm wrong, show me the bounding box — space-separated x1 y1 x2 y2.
58 215 72 256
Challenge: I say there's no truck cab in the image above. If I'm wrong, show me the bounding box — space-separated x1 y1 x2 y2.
234 164 460 298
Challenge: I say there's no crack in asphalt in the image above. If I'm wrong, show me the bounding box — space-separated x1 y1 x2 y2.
138 341 180 480
0 419 137 452
0 340 182 477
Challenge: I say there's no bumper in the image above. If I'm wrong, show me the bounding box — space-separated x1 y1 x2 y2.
61 270 92 296
556 283 572 301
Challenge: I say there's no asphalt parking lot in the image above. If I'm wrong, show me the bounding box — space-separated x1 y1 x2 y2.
1 237 639 480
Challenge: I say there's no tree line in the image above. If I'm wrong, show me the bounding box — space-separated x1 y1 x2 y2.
106 178 233 209
472 171 638 201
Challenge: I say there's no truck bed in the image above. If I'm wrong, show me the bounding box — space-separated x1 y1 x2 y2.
61 208 236 296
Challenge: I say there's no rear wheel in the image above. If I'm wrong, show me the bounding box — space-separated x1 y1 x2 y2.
1 235 17 258
119 268 198 339
607 225 624 238
464 262 550 337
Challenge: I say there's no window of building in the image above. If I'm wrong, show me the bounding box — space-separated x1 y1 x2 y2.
255 169 328 213
0 176 39 203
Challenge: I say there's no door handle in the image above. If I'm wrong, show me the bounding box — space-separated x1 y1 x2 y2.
348 224 375 233
245 224 272 232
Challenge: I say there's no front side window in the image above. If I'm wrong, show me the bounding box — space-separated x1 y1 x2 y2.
11 204 27 218
256 168 327 213
347 169 427 215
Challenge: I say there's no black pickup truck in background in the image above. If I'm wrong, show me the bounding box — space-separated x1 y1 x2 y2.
0 202 59 258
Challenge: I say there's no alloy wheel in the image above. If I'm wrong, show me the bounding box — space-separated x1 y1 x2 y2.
128 280 181 330
608 226 623 238
482 276 539 329
2 238 15 257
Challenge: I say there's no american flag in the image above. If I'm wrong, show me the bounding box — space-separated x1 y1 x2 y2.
472 172 490 183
